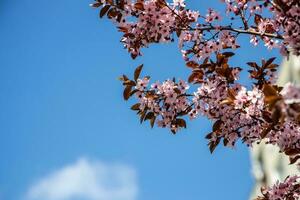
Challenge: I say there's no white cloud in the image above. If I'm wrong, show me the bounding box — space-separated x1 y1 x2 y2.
25 158 138 200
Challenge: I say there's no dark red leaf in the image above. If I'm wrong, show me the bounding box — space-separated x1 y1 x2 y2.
90 2 103 8
134 2 145 10
134 64 143 82
123 85 132 100
99 5 111 18
176 118 186 128
131 103 141 111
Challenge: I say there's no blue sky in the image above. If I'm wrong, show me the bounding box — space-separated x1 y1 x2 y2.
0 1 282 200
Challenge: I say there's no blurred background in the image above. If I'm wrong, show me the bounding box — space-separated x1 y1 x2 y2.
0 1 282 200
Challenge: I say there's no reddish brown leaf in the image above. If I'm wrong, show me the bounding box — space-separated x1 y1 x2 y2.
227 88 236 100
267 63 279 69
90 2 103 7
140 109 147 123
100 5 111 18
209 137 220 153
131 103 141 111
155 0 166 8
205 132 213 139
118 26 128 33
289 155 300 165
123 80 136 86
247 62 259 69
186 61 199 68
106 0 113 4
118 74 129 82
213 120 223 132
222 52 235 57
262 84 278 97
131 53 138 59
145 112 155 121
188 71 203 83
285 148 300 156
134 64 143 82
134 2 145 10
254 14 263 25
150 116 156 128
264 57 276 68
176 118 187 128
123 85 132 100
130 89 139 97
107 8 118 18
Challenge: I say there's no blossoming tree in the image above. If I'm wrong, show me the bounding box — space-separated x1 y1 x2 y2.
90 0 300 199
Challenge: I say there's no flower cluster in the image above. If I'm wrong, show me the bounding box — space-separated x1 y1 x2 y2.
93 0 300 58
120 54 300 162
92 0 300 199
275 2 300 56
221 0 300 56
266 83 300 156
187 59 267 150
280 83 300 122
119 0 177 58
256 176 300 200
195 79 267 148
93 0 200 58
195 70 300 157
180 30 239 61
132 75 191 133
205 9 221 23
269 121 300 157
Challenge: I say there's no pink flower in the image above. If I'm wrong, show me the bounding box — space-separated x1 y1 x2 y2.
172 0 185 7
205 9 222 22
250 35 258 46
